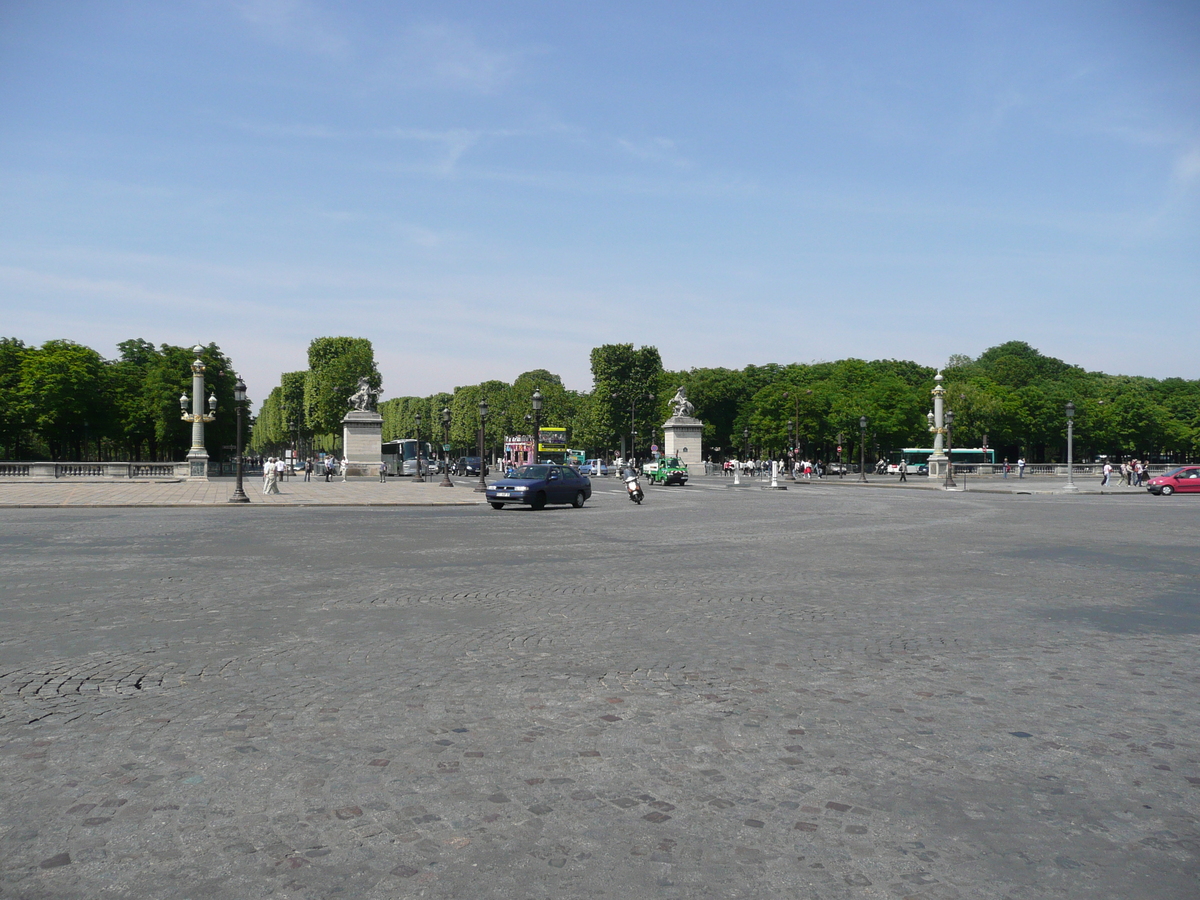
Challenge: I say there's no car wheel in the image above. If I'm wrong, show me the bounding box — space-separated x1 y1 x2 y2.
531 492 547 510
490 502 504 509
1161 485 1174 496
572 491 586 508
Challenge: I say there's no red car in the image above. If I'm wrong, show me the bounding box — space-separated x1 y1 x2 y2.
1146 466 1200 496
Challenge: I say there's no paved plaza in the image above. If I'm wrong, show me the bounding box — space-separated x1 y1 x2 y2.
1 479 1197 899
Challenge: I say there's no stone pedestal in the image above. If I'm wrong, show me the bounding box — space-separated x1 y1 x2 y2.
342 410 383 477
926 453 948 478
186 449 210 482
662 415 704 474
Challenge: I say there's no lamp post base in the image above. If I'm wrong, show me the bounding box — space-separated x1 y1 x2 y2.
228 490 250 503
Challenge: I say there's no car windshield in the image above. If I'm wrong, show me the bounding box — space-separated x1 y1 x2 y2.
1162 467 1186 477
508 465 551 480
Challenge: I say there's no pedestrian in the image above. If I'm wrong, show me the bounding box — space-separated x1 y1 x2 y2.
379 461 387 483
898 460 907 482
303 459 313 482
263 458 280 494
324 457 333 482
1101 461 1112 487
1002 458 1010 479
262 457 273 492
340 456 349 482
1018 457 1026 478
275 456 287 483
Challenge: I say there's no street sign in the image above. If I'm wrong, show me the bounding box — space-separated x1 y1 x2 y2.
837 446 842 452
651 444 659 452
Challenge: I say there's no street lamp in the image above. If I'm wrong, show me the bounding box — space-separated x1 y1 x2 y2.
440 407 454 487
531 389 543 465
858 416 868 482
1064 401 1077 492
612 391 654 464
943 409 957 489
743 426 750 462
474 398 489 492
229 379 250 503
180 345 218 481
413 411 424 482
786 419 796 480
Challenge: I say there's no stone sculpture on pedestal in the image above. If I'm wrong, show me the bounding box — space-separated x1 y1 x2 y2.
662 386 704 474
342 378 383 477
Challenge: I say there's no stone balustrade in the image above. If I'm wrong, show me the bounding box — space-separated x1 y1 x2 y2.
0 461 188 479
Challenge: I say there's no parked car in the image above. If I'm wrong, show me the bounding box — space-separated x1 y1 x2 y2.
486 464 592 510
580 459 609 476
1146 466 1200 496
455 456 484 476
647 456 688 485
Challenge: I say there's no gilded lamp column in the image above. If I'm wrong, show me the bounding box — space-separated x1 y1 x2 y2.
926 370 947 477
180 345 217 481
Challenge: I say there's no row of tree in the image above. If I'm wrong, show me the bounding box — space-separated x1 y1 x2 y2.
4 335 1197 464
0 338 239 461
249 339 1200 465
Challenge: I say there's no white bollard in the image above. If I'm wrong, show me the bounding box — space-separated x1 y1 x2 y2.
770 460 779 488
734 462 741 485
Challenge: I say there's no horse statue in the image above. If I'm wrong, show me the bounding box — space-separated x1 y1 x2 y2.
670 386 695 418
348 377 379 412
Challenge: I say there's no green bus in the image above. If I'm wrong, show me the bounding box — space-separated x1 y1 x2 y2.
888 447 995 474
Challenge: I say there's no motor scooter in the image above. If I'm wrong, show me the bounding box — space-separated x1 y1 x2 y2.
623 469 644 504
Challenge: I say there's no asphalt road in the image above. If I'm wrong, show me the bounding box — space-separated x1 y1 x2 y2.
1 480 1197 899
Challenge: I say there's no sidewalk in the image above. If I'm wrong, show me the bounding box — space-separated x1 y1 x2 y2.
698 471 1150 496
0 476 487 507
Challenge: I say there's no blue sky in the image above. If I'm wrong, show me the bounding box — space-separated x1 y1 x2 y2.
2 1 1197 405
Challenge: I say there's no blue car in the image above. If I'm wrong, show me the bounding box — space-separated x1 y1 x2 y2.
486 464 592 510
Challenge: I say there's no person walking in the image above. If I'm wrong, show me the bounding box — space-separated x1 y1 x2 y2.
1002 458 1010 479
262 457 273 492
275 456 287 484
898 460 908 482
1017 457 1026 479
340 456 349 482
323 457 333 482
378 461 387 483
303 458 313 482
1101 461 1113 487
263 458 280 494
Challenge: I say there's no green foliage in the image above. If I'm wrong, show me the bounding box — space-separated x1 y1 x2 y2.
0 338 241 461
303 337 381 435
590 344 664 453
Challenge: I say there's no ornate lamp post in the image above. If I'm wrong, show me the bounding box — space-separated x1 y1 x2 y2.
531 389 543 464
474 398 489 492
858 416 868 482
180 345 217 481
413 411 424 483
943 409 957 489
229 379 250 503
1064 401 1077 491
927 370 947 478
743 426 750 469
440 407 454 487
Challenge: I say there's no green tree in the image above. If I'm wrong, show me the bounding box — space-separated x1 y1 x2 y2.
0 338 30 457
17 340 111 460
304 337 381 435
590 344 664 456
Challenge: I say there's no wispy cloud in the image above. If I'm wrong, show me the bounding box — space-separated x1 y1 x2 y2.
233 0 349 57
1173 145 1200 187
385 22 518 95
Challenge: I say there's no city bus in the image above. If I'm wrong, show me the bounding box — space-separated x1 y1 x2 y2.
887 447 995 474
381 439 436 476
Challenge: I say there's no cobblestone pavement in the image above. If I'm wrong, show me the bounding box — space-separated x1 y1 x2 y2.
0 477 484 507
1 483 1197 899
